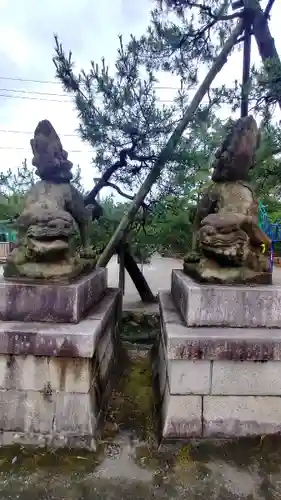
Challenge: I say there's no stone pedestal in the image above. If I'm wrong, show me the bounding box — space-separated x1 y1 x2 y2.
0 269 121 450
172 270 281 328
0 268 107 323
156 270 281 440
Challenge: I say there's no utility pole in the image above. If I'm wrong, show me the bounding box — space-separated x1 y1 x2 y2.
232 0 252 117
93 177 101 203
233 0 281 113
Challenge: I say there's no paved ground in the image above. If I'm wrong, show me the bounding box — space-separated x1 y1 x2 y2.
0 258 281 497
1 433 281 499
107 254 182 294
107 254 281 307
107 254 182 310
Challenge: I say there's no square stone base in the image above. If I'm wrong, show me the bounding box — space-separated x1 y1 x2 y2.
0 268 107 323
156 290 281 440
0 288 121 450
172 269 281 328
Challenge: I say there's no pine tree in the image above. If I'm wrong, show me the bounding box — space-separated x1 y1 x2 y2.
53 14 243 276
141 0 281 112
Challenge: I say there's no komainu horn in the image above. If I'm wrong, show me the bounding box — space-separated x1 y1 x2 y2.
4 120 95 281
184 115 272 285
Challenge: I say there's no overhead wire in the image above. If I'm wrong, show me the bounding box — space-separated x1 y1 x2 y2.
0 75 179 91
0 146 94 153
0 75 181 153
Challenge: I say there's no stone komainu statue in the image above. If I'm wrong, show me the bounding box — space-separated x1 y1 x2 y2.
4 120 95 281
184 115 272 285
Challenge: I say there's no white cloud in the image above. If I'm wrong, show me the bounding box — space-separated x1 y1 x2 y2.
0 0 280 194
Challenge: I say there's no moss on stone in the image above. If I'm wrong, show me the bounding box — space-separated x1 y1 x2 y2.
104 347 155 440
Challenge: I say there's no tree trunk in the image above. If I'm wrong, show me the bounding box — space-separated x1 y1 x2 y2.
117 243 156 302
97 19 244 268
250 0 281 109
86 198 156 303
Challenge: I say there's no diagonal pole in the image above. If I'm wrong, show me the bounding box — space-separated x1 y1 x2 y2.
232 0 253 117
97 19 244 268
241 13 252 116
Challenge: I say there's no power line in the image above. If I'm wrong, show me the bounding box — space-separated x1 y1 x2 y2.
0 93 71 103
0 76 60 85
0 92 175 104
0 87 178 100
0 131 167 149
0 146 94 153
0 142 163 153
0 129 77 137
0 75 179 91
0 88 67 98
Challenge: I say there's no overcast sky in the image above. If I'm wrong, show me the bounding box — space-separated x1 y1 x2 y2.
0 0 280 192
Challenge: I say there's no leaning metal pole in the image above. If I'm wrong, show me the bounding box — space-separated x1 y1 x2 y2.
241 15 252 116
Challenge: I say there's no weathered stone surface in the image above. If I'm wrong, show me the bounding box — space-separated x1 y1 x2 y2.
168 359 211 395
50 358 91 393
97 322 113 364
159 290 185 327
0 285 121 449
4 120 96 281
0 431 48 447
158 337 168 398
157 300 211 395
160 290 281 361
0 288 119 358
162 386 202 438
0 268 107 323
0 431 96 449
203 396 281 437
158 288 281 440
99 337 114 381
211 360 281 396
0 355 51 391
24 391 55 434
172 270 281 328
183 116 271 285
0 390 26 430
50 434 96 450
165 323 281 361
55 392 95 435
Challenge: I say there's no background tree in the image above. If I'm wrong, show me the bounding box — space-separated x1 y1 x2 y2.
142 0 281 113
0 160 83 221
52 0 281 298
53 15 243 269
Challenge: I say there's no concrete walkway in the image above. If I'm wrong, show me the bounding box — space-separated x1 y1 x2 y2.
107 256 179 305
107 254 281 307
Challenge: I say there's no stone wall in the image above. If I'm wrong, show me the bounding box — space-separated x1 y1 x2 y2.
157 288 281 439
0 288 121 449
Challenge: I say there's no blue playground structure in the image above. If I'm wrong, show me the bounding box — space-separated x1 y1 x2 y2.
258 201 281 243
258 201 281 271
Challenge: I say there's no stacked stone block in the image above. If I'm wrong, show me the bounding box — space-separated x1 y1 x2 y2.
157 270 281 439
0 269 121 449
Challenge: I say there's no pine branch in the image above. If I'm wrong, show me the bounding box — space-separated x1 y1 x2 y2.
84 146 135 205
181 1 242 20
97 18 244 267
105 181 149 210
